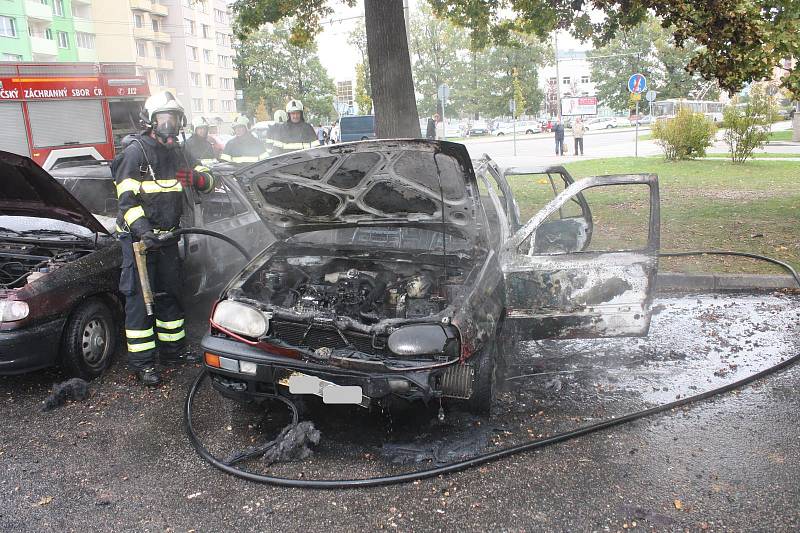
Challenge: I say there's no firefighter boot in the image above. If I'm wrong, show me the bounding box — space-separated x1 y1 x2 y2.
136 367 162 386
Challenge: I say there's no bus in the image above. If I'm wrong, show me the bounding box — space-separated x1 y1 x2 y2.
652 99 725 122
0 62 149 169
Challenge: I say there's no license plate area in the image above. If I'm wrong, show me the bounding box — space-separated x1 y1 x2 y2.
279 372 365 406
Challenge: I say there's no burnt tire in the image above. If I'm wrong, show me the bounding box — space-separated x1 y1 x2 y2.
467 341 497 415
60 298 116 380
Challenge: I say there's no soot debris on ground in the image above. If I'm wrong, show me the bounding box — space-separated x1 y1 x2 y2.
224 421 321 466
41 378 90 412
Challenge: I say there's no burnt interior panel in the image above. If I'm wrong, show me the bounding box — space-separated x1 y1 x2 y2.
393 152 465 201
363 182 437 215
327 153 381 189
275 157 337 180
258 182 341 217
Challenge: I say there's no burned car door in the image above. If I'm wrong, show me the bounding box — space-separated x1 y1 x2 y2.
502 174 659 340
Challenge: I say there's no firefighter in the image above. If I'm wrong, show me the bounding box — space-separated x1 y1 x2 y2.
266 99 319 156
184 116 216 166
114 91 214 386
263 109 287 155
220 115 268 163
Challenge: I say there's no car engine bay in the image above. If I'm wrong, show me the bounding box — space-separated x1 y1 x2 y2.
0 241 98 289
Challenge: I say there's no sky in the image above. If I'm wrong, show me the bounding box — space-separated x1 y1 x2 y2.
315 1 593 83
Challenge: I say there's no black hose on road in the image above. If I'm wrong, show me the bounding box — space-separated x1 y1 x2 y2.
184 247 800 488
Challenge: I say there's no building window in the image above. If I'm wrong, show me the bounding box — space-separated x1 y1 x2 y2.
203 49 212 63
156 70 169 86
190 72 201 87
192 98 203 112
136 40 148 57
187 45 198 61
207 99 215 112
184 18 195 36
154 45 164 59
222 100 233 111
548 77 557 84
45 28 53 40
134 13 144 29
76 32 95 49
214 9 227 24
581 75 590 84
562 76 571 85
152 19 160 32
57 31 69 48
205 74 213 87
202 24 210 39
52 0 64 16
220 77 233 90
2 53 24 61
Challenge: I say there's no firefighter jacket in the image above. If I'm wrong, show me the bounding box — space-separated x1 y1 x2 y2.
220 132 268 163
114 134 213 238
184 133 216 166
266 120 320 156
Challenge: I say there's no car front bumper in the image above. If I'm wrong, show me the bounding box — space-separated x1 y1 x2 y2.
201 334 460 405
0 317 66 375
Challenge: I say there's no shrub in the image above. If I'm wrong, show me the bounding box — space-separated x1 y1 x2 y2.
652 106 716 161
723 85 779 164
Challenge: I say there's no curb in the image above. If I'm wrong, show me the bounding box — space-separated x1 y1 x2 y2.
656 272 799 292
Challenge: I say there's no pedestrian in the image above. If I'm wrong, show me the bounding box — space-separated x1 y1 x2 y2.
330 120 340 144
112 91 215 386
266 99 320 156
184 116 216 166
317 123 326 145
221 115 268 163
426 114 436 139
572 117 585 156
434 113 445 140
553 118 565 155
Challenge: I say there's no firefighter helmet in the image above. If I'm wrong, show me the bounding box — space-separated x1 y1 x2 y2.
191 116 209 131
232 115 250 128
140 91 186 128
286 99 304 113
273 109 288 123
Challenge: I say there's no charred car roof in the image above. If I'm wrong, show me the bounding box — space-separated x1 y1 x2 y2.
230 140 486 243
0 151 109 235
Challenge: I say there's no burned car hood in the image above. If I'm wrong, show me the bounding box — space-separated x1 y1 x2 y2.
0 151 108 235
231 140 485 242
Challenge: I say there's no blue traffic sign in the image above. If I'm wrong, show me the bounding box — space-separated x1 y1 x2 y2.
628 73 647 93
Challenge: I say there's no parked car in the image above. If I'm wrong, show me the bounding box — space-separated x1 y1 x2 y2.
0 153 271 378
613 116 632 127
491 121 542 136
584 117 618 130
339 115 376 142
200 141 661 414
635 115 655 126
466 121 490 136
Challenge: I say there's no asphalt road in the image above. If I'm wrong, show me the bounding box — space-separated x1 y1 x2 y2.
1 292 799 532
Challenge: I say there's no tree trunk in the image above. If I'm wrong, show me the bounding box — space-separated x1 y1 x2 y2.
365 0 420 138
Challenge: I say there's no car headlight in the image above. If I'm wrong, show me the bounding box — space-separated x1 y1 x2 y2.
0 300 29 322
388 324 455 356
212 300 268 338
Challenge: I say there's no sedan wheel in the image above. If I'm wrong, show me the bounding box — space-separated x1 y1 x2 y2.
61 298 116 379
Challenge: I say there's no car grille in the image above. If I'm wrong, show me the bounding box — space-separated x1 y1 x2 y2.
270 320 390 356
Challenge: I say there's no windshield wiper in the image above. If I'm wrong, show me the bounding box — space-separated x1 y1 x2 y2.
0 227 21 235
20 229 90 240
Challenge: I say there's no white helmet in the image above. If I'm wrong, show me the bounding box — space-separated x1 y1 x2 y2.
140 91 186 144
191 116 209 131
286 99 304 113
232 115 250 128
273 109 288 123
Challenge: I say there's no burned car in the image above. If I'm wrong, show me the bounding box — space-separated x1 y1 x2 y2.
0 152 269 378
201 140 660 413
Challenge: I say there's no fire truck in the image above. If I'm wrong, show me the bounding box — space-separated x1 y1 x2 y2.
0 62 150 170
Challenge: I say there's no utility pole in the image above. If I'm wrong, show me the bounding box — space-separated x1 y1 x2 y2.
554 32 562 120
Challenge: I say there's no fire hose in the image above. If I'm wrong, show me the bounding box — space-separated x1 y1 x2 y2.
180 244 799 488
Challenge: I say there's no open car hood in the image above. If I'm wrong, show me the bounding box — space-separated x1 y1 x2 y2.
231 140 484 241
0 151 109 235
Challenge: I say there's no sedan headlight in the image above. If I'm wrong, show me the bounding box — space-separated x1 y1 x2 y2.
0 300 29 322
388 324 453 356
212 300 268 338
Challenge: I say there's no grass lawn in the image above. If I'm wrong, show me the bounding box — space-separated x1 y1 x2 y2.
768 130 794 142
504 157 800 275
704 152 800 159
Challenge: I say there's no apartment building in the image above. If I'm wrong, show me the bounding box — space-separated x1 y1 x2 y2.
162 0 237 124
0 0 97 62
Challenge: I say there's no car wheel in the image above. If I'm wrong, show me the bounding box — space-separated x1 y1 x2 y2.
360 136 369 141
466 341 496 415
60 298 116 380
497 132 504 136
525 129 534 134
606 124 613 129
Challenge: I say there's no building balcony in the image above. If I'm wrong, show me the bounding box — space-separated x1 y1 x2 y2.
151 2 168 16
77 47 97 62
72 17 94 34
71 0 92 4
155 57 173 70
137 56 158 69
133 26 156 41
130 0 153 12
25 0 53 22
152 31 171 44
30 36 57 56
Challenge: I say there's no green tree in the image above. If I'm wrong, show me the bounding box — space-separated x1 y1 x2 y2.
235 23 335 122
254 97 270 121
354 62 372 114
723 84 779 163
428 0 800 98
347 20 371 100
234 0 420 138
652 106 716 160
